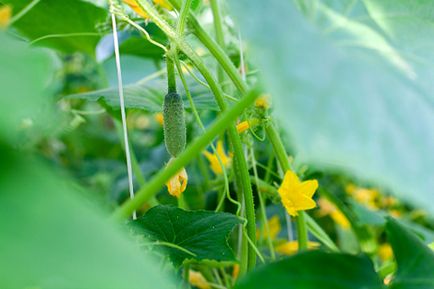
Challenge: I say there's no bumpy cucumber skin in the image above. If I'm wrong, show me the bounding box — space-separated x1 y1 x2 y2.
163 92 186 157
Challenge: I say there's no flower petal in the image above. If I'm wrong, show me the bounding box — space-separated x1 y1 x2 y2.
299 179 318 198
281 170 300 190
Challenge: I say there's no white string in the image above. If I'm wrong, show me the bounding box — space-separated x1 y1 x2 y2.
238 31 246 82
111 13 137 220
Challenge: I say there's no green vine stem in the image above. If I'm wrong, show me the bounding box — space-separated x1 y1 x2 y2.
176 0 193 36
166 55 177 93
113 87 260 220
168 0 247 93
264 121 309 250
209 0 226 86
250 147 276 260
134 0 257 270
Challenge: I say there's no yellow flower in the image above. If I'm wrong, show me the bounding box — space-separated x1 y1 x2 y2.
389 209 401 218
378 243 393 262
123 0 172 19
330 210 350 229
236 119 260 134
0 4 11 28
429 242 434 251
165 158 188 198
123 0 150 19
257 215 281 240
278 170 318 216
382 196 398 207
189 270 210 289
276 241 320 255
317 198 350 229
255 95 270 109
236 121 250 134
346 184 379 209
232 264 240 281
154 112 164 126
203 140 232 175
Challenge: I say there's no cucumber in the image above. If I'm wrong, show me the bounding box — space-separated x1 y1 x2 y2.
163 92 186 157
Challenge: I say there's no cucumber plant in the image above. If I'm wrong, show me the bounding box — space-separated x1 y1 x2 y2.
1 0 434 289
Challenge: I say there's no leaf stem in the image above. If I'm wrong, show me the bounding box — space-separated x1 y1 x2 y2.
209 0 226 87
176 0 193 36
264 121 309 250
166 55 177 93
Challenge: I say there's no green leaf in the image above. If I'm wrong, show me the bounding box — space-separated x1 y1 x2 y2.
0 32 57 144
386 218 434 289
350 201 387 226
3 0 107 55
66 75 219 112
0 150 176 289
132 205 241 266
0 33 174 288
234 251 384 289
229 0 434 214
120 23 168 59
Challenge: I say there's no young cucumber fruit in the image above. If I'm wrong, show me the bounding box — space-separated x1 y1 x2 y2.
163 92 186 157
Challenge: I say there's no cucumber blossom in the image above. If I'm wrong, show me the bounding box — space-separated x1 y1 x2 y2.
163 92 186 157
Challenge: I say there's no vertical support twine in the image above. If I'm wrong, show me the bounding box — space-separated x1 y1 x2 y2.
111 12 137 220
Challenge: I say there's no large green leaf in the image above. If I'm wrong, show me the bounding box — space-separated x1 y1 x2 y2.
0 33 174 289
229 0 434 214
387 218 434 289
3 0 107 54
66 75 219 112
0 152 175 289
132 205 241 266
0 32 57 144
234 251 384 289
120 23 168 59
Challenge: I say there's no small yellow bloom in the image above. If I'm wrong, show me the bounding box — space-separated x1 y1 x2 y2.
378 243 393 262
232 264 240 280
154 112 164 126
203 140 232 175
236 118 260 134
330 210 350 229
278 170 318 216
389 209 401 218
165 158 188 198
255 95 270 109
382 196 398 207
317 198 350 229
429 242 434 251
257 215 281 241
276 241 320 255
123 0 150 19
0 4 11 28
236 121 250 134
124 0 172 19
346 184 379 209
189 270 210 289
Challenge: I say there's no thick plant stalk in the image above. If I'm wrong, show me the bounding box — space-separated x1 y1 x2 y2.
110 10 137 220
209 0 225 86
168 0 247 93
